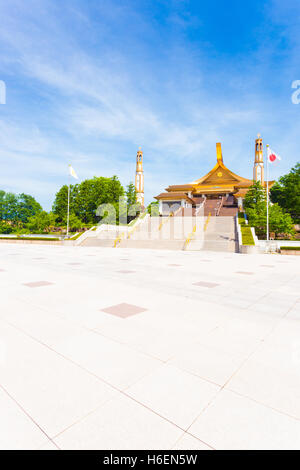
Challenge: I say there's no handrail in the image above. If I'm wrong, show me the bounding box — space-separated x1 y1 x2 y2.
158 206 182 231
114 213 150 246
216 197 224 217
127 213 149 239
74 225 97 246
114 231 125 247
184 199 206 250
183 224 197 250
204 212 211 232
195 196 206 216
158 208 178 231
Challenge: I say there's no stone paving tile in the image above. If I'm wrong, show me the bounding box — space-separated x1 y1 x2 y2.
22 281 54 288
188 389 300 450
0 244 299 449
126 364 220 429
101 303 147 318
193 281 220 288
52 330 160 390
0 388 49 450
169 342 245 386
172 433 212 450
55 394 182 450
0 323 116 437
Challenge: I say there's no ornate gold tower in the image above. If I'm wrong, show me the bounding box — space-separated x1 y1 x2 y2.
253 134 264 184
135 147 144 206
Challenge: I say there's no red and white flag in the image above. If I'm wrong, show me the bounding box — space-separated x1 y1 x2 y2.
267 147 281 164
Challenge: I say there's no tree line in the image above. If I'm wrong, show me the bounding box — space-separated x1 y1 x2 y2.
0 163 299 237
0 176 140 234
242 162 300 238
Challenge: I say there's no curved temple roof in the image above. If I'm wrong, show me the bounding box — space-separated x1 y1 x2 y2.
155 142 272 200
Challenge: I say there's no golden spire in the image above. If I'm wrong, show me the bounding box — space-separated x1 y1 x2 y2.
216 143 223 163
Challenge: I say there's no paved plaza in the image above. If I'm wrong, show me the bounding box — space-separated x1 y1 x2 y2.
0 243 300 450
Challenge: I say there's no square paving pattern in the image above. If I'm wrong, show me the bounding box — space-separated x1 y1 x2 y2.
23 281 54 288
193 281 220 288
0 243 299 450
101 302 147 318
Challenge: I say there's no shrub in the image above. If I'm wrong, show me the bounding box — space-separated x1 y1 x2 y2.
241 226 255 245
280 246 300 251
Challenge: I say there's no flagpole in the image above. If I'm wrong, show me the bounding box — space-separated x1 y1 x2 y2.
67 171 70 238
266 144 269 245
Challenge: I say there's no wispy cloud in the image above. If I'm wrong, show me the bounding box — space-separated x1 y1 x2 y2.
0 0 299 209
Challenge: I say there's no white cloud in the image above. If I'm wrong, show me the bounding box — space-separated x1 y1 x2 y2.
0 0 299 209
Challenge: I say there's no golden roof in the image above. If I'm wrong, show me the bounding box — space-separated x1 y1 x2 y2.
155 142 274 201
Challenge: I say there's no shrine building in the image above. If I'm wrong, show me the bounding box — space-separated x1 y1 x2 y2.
154 135 272 216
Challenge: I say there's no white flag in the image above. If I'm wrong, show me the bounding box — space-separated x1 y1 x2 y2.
69 165 79 179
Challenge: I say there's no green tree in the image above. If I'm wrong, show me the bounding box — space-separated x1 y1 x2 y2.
1 192 19 222
270 163 300 222
126 182 137 207
0 191 42 224
52 176 125 225
0 221 14 234
244 182 294 238
269 204 294 236
52 185 75 222
246 204 294 238
0 190 5 219
27 211 57 233
147 201 159 216
65 214 83 232
244 181 266 212
126 182 142 222
17 193 42 223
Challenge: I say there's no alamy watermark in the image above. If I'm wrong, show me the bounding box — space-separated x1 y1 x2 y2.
0 80 6 104
92 199 205 243
291 80 300 104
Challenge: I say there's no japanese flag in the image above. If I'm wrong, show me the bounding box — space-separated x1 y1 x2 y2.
267 147 281 164
69 165 79 179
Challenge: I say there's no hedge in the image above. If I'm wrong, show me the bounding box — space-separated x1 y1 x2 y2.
0 237 60 241
280 246 300 251
238 212 246 226
241 226 255 246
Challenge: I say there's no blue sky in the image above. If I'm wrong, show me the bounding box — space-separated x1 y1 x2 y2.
0 0 299 209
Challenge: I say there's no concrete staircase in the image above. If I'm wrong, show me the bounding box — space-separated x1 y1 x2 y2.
204 198 221 216
202 216 237 252
218 195 238 217
120 216 192 250
79 212 237 253
80 226 125 247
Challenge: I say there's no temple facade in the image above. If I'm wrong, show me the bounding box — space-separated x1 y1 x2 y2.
155 136 272 216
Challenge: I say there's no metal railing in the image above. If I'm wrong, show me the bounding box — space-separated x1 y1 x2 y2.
158 206 182 231
183 224 197 250
183 199 206 250
204 212 211 232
